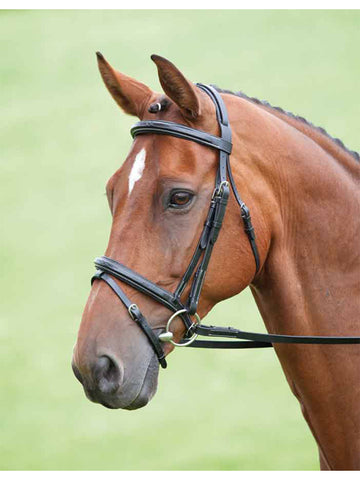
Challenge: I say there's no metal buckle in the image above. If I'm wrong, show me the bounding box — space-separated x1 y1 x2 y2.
159 309 201 347
128 303 139 320
212 180 229 199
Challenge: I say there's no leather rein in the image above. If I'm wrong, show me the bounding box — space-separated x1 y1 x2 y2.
92 84 360 369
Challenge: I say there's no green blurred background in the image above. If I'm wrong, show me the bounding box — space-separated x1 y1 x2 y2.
1 9 359 471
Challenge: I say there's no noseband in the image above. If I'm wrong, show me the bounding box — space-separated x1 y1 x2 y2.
92 84 360 369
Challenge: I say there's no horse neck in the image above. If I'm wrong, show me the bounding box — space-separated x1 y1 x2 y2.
228 95 360 469
227 95 359 336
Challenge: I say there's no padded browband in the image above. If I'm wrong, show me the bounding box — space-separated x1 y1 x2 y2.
131 120 232 154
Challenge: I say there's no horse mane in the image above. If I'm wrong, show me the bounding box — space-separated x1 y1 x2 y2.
213 86 359 163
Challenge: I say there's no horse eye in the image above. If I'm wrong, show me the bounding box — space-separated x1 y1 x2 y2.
169 191 193 208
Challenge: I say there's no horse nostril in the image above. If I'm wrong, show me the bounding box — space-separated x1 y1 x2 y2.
93 355 122 394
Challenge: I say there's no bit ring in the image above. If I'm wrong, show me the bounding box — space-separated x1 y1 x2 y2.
159 309 201 347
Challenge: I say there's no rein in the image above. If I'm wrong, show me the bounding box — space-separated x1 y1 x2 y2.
92 84 360 369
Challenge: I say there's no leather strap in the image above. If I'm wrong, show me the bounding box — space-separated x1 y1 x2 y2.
194 324 360 345
94 256 193 331
94 256 182 312
188 340 273 349
131 120 232 154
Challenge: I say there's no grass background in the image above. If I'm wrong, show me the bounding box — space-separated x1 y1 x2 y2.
1 9 359 471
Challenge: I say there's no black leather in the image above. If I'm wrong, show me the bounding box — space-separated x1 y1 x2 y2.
194 324 360 346
94 256 184 313
94 256 193 330
131 120 232 154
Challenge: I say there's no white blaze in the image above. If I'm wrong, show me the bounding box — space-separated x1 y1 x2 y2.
128 148 146 195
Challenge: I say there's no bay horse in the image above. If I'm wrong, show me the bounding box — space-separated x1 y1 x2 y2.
72 53 360 470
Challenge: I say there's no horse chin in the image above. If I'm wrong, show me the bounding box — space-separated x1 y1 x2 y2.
123 354 160 410
97 353 160 410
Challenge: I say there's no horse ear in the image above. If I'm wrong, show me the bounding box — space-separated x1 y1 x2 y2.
96 52 153 118
151 54 201 120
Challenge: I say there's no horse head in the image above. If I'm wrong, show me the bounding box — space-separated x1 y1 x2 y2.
71 54 266 409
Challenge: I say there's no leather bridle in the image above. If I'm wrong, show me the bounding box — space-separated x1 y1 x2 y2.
91 84 360 369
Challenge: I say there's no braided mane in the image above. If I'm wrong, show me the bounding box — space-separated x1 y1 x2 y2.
214 86 359 163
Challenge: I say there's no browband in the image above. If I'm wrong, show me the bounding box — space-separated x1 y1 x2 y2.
131 120 232 154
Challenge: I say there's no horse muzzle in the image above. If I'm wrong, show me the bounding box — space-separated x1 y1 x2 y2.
71 349 160 410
